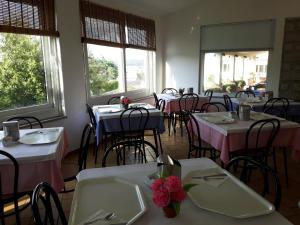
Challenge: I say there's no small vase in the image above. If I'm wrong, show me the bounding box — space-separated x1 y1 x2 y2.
162 205 177 218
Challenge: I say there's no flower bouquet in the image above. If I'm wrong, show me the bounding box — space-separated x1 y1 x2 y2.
151 175 195 218
120 96 130 109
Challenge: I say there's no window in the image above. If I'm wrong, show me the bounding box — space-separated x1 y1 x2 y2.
81 1 156 100
203 51 269 92
0 0 62 121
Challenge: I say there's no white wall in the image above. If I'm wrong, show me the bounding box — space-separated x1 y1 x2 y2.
162 0 300 95
44 0 163 150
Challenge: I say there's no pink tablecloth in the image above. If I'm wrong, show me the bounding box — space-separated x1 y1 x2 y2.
193 113 300 163
0 128 69 195
157 94 209 114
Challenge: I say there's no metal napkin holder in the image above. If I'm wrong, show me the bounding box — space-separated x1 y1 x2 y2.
157 154 181 178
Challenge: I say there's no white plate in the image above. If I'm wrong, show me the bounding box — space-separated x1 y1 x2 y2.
18 129 61 145
69 177 146 225
99 109 122 114
183 168 274 218
201 115 235 124
129 103 156 110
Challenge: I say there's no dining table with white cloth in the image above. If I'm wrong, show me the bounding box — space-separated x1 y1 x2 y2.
69 158 292 225
192 111 300 163
0 127 68 195
93 104 165 149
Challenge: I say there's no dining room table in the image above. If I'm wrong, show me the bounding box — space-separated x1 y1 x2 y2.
157 93 209 114
192 111 300 163
68 158 292 225
231 97 300 122
0 127 68 195
93 103 165 154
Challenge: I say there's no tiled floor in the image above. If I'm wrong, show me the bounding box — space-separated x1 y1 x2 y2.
3 124 300 224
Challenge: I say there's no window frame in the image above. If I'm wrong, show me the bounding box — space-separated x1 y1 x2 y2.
0 35 64 122
84 43 155 104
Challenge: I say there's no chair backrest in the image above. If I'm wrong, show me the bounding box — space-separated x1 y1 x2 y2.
235 90 255 98
86 104 97 129
183 112 202 157
102 140 157 167
107 96 121 105
245 118 280 154
223 94 234 111
0 150 20 225
263 98 289 119
7 116 43 129
153 92 159 108
78 123 93 171
31 182 68 225
204 89 213 102
157 99 166 112
179 93 199 113
200 102 228 112
161 88 178 94
120 107 150 135
226 156 281 210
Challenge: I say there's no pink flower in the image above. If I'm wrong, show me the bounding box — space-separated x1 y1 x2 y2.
170 188 186 202
151 178 165 192
152 187 170 207
165 176 182 192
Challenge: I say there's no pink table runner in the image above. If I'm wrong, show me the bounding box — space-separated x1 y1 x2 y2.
193 112 300 163
0 127 69 195
157 94 209 114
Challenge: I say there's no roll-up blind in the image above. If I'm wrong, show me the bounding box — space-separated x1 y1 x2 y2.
80 0 126 48
0 0 59 36
200 20 275 51
126 14 156 51
80 0 156 51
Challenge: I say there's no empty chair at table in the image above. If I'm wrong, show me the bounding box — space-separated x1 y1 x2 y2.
226 156 281 210
263 97 289 119
61 123 93 192
31 182 68 225
204 89 213 102
86 104 100 163
200 102 228 112
161 88 178 95
0 150 31 225
176 93 199 136
235 90 256 98
183 111 217 159
107 96 121 105
7 116 43 129
223 94 234 111
153 92 165 111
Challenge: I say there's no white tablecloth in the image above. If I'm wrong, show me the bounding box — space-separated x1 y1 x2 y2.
74 158 292 225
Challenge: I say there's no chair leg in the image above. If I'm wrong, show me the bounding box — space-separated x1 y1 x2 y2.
272 148 277 172
94 136 99 164
282 147 289 187
168 114 171 136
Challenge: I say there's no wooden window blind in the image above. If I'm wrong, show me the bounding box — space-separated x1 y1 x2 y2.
80 0 156 51
0 0 59 36
80 0 126 48
126 14 156 51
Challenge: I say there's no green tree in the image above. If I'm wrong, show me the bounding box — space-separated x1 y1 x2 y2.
88 54 119 95
0 33 46 110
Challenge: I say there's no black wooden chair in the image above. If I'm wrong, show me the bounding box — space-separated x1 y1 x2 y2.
161 88 178 95
183 111 217 159
223 94 234 111
226 156 281 210
263 97 289 119
61 123 93 193
200 102 228 112
263 97 290 186
7 116 43 129
31 182 68 225
86 104 100 163
154 92 172 136
204 89 213 102
0 150 31 225
235 90 255 98
107 96 121 105
102 140 158 167
177 93 199 136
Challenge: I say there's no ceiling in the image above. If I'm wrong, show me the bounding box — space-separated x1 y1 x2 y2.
112 0 200 16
